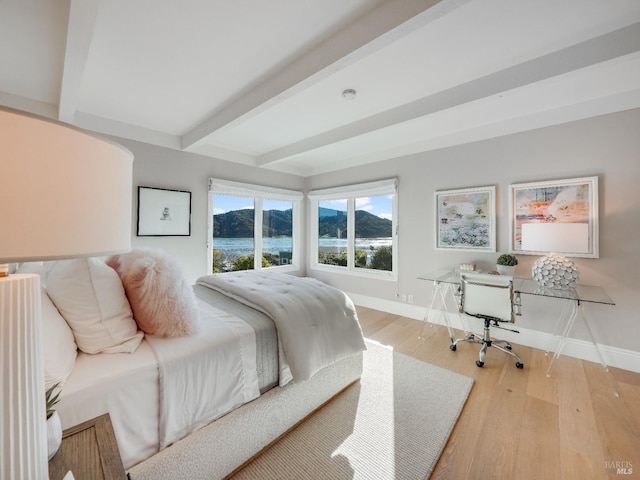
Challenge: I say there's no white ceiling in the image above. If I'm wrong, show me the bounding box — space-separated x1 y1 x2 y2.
1 0 639 177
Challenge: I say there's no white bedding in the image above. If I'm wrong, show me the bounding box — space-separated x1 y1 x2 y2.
56 339 160 468
57 273 365 471
197 271 367 383
57 297 261 469
145 297 260 450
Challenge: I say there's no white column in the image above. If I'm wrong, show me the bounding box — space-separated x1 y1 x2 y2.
0 274 47 479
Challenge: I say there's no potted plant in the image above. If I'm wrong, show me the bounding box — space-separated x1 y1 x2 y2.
496 254 518 276
46 382 62 460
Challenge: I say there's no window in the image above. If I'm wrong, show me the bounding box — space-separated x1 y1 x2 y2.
317 199 348 266
208 179 302 273
262 199 294 266
309 179 398 279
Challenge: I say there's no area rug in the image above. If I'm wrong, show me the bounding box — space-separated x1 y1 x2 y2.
231 341 474 480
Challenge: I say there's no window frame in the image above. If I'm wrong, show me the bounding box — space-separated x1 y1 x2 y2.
208 178 303 274
309 178 398 280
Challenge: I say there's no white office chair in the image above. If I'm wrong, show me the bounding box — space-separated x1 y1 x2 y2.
450 273 524 369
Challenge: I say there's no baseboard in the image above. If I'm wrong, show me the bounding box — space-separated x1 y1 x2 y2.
348 292 640 374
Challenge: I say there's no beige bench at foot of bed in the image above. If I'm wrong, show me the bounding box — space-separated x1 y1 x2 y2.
127 351 363 480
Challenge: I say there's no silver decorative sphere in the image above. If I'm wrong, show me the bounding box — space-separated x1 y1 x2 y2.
531 254 579 290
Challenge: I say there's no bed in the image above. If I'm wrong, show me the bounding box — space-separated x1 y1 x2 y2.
36 250 365 479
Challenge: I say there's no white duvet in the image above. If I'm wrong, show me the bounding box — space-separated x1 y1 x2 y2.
145 299 260 450
58 272 364 469
197 271 367 383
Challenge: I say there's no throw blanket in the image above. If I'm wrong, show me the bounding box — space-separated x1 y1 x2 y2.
145 298 260 449
197 271 366 383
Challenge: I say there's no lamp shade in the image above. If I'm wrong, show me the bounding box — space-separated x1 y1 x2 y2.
520 222 589 255
521 222 587 290
0 108 133 263
0 108 133 479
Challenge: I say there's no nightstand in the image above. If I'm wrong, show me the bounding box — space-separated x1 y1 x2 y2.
49 413 126 480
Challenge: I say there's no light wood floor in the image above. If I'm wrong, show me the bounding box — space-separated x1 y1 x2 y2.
356 305 640 480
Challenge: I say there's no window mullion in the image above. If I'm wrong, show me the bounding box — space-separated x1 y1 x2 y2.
347 198 355 270
310 201 319 266
207 190 214 274
292 201 301 267
254 198 263 270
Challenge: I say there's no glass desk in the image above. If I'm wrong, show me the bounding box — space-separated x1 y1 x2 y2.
418 270 618 395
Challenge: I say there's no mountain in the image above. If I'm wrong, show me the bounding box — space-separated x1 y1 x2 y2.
354 210 392 238
214 207 391 238
263 209 293 236
319 206 338 217
318 210 347 237
213 209 292 237
213 208 255 237
317 209 391 237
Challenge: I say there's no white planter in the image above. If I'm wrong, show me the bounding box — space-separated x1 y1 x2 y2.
47 411 62 460
496 264 516 276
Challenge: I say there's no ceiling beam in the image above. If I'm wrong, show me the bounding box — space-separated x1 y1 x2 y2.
181 0 472 151
254 21 640 167
58 0 101 124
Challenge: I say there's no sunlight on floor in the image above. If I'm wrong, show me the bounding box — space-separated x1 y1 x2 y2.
333 340 397 478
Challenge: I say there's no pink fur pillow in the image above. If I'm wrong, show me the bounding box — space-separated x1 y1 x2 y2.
106 248 200 337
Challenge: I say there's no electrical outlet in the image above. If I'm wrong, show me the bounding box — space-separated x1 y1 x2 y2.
408 295 414 304
401 294 407 302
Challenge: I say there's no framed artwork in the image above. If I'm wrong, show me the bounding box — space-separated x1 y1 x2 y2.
435 185 496 252
509 176 598 258
137 186 191 236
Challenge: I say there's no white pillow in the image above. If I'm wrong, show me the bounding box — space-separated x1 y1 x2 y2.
17 261 57 288
41 289 77 389
46 258 144 354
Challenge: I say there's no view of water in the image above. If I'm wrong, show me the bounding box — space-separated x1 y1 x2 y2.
212 237 392 257
213 237 290 256
329 237 392 249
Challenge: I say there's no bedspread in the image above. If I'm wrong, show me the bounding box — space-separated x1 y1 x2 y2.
145 298 260 449
196 271 366 383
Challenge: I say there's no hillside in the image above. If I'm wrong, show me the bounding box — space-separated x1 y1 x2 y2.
214 208 391 238
213 209 293 237
318 209 392 238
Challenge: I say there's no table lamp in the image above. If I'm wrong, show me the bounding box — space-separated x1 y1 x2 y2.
0 108 133 479
521 222 589 290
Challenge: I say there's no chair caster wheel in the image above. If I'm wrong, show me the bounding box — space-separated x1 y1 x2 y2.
505 345 512 350
476 360 484 368
449 344 457 351
516 362 524 369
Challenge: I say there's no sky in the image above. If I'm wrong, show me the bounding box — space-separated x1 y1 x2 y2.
212 194 393 220
321 196 392 220
212 195 280 214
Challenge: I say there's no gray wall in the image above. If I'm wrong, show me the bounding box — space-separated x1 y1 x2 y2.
306 109 640 354
116 139 306 284
125 108 639 355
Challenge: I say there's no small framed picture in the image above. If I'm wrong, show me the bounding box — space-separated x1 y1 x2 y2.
509 176 598 257
435 185 496 252
137 186 191 236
